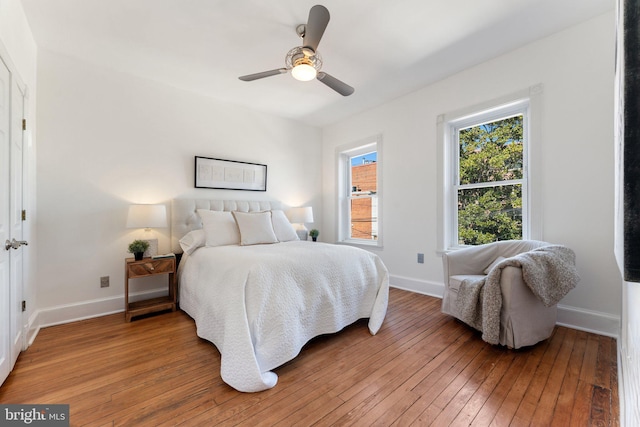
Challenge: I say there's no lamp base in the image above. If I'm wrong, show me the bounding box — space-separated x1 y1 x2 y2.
296 229 308 241
142 238 158 258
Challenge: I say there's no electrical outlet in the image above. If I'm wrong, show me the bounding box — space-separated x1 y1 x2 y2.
417 253 424 264
100 276 110 288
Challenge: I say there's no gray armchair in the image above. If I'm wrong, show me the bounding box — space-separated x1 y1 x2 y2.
442 240 559 349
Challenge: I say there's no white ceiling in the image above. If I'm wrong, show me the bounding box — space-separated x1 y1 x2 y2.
20 0 613 127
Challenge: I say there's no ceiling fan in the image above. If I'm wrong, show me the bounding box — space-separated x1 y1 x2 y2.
238 5 354 96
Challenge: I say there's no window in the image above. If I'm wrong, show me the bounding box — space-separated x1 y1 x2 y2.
455 111 526 245
438 87 542 250
337 136 382 246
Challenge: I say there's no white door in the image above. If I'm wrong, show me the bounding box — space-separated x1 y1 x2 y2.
0 57 12 384
0 56 26 386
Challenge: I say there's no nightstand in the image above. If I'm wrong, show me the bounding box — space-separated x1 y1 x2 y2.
125 257 177 322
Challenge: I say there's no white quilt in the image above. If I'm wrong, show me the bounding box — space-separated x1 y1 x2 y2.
178 241 389 392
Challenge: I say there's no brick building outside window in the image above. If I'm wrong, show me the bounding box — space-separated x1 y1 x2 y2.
351 160 378 240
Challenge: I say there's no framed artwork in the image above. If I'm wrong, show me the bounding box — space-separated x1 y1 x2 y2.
195 156 267 191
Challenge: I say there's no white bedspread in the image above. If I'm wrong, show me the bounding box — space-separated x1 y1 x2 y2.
178 241 389 392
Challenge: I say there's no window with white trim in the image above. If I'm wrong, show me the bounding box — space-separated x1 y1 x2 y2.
444 99 532 248
337 137 382 246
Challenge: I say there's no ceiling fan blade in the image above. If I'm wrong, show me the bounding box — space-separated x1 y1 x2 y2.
239 68 288 81
317 72 354 96
303 5 330 52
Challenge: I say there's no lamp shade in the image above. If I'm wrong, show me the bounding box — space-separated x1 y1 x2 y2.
126 204 167 229
287 206 314 224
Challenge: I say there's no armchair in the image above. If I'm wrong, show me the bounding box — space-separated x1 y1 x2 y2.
442 240 560 349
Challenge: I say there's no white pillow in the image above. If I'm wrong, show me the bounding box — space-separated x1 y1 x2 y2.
232 211 278 246
178 229 206 255
270 210 299 242
483 256 507 274
197 209 240 247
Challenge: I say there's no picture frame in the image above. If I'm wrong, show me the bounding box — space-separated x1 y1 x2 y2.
195 156 267 191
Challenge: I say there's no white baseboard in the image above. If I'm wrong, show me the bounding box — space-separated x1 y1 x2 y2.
556 303 620 338
389 274 620 338
390 274 444 298
26 278 620 347
28 288 169 343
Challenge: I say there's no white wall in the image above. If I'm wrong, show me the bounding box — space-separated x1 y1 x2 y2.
0 0 37 85
34 49 322 324
322 12 620 336
0 0 38 335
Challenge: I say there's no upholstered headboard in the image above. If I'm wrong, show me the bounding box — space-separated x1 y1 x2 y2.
170 199 283 253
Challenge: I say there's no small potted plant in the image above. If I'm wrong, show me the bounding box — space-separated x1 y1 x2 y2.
309 229 319 242
128 239 149 261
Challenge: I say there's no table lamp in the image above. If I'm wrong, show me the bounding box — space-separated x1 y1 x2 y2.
286 206 314 241
126 204 168 257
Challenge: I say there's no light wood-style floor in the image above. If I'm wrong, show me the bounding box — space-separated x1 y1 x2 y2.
0 288 619 426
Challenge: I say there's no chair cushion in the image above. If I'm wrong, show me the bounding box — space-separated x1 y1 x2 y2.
449 274 486 291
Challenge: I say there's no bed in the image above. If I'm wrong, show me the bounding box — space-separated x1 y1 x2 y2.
171 199 390 392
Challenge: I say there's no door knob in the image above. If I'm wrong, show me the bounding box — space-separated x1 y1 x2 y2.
4 238 28 250
13 239 28 249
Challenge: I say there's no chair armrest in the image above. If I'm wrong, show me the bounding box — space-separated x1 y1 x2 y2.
500 265 525 303
443 244 499 276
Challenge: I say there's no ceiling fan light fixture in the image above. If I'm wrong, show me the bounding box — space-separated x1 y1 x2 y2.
239 6 353 95
286 47 322 82
291 62 317 81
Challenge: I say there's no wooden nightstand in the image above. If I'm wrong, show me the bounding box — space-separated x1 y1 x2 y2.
125 257 177 322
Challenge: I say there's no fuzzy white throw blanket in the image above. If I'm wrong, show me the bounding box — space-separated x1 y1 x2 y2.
456 245 579 345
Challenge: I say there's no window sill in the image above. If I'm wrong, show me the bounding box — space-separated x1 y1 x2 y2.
338 239 383 250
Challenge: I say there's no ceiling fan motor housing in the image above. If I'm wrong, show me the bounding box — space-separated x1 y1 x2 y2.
285 46 322 72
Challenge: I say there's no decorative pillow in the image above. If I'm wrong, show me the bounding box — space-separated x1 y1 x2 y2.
197 209 240 247
483 256 507 274
270 210 299 242
178 229 206 255
232 211 278 246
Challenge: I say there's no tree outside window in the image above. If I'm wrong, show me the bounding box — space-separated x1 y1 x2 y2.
456 115 525 245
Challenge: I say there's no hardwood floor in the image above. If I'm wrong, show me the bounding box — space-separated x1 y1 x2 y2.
0 288 619 426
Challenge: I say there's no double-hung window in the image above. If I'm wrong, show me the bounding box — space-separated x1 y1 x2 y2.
439 91 541 250
337 136 382 246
